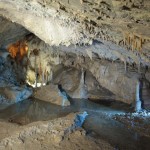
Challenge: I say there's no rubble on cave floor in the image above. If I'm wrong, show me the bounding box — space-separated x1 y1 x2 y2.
0 113 113 150
113 109 150 137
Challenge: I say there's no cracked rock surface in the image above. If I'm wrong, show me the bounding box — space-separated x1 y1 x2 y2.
0 0 149 66
0 113 113 150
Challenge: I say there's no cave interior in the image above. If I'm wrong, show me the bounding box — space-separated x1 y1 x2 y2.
0 0 150 150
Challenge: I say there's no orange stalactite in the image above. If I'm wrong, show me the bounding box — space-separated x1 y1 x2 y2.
122 31 150 52
7 40 28 61
7 41 19 58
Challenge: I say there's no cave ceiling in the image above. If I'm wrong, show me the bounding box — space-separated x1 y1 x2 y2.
0 0 150 66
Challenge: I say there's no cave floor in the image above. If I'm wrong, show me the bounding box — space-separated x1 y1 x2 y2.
0 98 150 150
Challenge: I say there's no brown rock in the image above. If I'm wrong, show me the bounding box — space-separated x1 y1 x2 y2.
33 84 70 106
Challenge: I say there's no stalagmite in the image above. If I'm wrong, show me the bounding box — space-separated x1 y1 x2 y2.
79 68 88 99
135 80 142 112
72 68 88 99
80 68 85 85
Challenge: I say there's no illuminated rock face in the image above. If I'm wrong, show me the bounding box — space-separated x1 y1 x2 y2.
7 40 28 60
72 69 88 99
0 0 149 108
0 0 149 66
135 81 142 112
0 0 85 46
34 84 70 106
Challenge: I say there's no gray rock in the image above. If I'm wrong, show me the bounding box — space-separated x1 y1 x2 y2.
34 84 70 106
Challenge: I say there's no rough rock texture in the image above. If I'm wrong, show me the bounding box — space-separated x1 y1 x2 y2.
0 0 84 46
0 0 149 106
60 53 150 104
142 82 150 109
53 67 80 92
60 54 136 103
0 54 32 110
53 66 114 100
0 0 149 67
0 17 29 48
145 71 150 82
0 86 32 103
14 38 149 105
0 113 114 150
33 84 70 106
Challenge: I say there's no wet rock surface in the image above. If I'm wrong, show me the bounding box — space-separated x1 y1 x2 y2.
0 98 150 150
0 54 32 110
0 86 32 103
33 84 70 106
0 113 113 150
114 110 150 137
0 0 149 149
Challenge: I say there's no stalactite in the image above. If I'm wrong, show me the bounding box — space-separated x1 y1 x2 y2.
127 32 130 45
128 35 131 45
131 43 134 51
123 32 126 46
124 61 127 73
80 68 85 85
122 31 150 53
45 70 48 84
42 67 45 87
35 55 37 88
139 36 142 51
39 62 42 78
135 80 142 112
50 69 53 81
33 49 39 88
7 40 28 62
135 41 137 50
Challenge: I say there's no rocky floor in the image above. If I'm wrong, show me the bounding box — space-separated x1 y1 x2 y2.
0 98 150 150
0 113 113 150
114 110 150 137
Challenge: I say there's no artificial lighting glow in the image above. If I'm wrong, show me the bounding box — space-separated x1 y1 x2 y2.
7 40 28 60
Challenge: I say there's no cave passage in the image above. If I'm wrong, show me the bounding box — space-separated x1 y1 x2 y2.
0 1 150 149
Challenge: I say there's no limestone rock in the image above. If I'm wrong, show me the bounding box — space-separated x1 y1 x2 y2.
0 0 149 67
33 84 70 106
53 67 80 92
0 113 113 150
0 86 32 103
145 71 150 83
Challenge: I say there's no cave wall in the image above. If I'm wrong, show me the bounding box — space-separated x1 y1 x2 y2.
0 17 29 48
0 0 149 107
0 0 149 60
0 0 85 46
19 38 149 104
0 0 149 69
